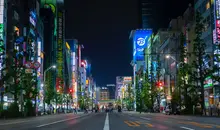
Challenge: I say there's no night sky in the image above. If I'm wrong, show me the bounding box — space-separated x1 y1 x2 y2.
65 0 193 86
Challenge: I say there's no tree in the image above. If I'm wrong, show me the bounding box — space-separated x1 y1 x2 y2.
21 72 38 116
45 71 55 105
192 11 212 115
141 81 151 109
125 83 134 110
0 40 6 116
4 49 24 117
135 75 142 112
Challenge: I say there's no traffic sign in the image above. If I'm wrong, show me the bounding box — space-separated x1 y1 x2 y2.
33 61 41 69
25 61 32 68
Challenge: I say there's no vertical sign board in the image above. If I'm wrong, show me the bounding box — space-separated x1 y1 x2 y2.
133 29 152 61
56 10 64 92
215 0 220 81
0 0 4 79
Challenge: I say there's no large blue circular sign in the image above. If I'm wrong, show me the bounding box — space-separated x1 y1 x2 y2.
137 37 145 46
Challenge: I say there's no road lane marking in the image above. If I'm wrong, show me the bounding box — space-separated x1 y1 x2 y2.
37 118 78 127
124 121 140 126
140 117 151 120
180 126 195 130
0 114 83 126
178 121 213 128
0 120 30 126
135 121 141 124
36 115 87 127
145 123 153 128
103 113 109 130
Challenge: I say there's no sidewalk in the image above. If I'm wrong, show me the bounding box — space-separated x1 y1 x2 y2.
0 112 86 124
123 111 220 121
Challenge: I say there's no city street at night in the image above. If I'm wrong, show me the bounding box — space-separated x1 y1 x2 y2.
1 111 220 130
1 0 220 129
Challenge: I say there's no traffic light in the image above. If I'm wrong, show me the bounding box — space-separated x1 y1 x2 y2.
159 82 163 87
69 88 73 94
156 81 163 87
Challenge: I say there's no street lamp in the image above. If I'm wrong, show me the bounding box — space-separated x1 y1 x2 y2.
166 54 170 59
43 65 56 114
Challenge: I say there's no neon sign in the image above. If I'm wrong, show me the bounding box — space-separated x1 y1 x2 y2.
134 29 152 50
56 10 64 91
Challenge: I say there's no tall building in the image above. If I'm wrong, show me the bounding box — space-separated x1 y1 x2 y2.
195 0 217 108
100 87 109 101
106 84 116 99
137 0 153 28
2 0 44 110
40 0 57 96
66 39 78 106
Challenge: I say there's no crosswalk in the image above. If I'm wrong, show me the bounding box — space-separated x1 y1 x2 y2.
123 120 220 129
124 121 153 128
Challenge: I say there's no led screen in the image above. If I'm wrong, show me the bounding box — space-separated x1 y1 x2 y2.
134 29 152 50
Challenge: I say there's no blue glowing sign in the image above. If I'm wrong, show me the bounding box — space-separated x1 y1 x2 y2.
134 29 152 50
135 51 144 61
30 11 36 20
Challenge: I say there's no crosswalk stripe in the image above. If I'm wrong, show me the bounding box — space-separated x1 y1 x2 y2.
124 121 140 126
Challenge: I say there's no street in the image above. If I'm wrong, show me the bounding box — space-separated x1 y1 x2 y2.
0 111 220 130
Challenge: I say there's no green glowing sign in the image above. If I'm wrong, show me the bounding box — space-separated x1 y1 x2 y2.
0 24 4 53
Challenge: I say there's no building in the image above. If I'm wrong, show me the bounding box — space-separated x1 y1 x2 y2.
100 87 109 100
66 39 79 106
115 76 132 100
40 0 56 93
137 0 153 29
195 0 217 108
106 84 116 99
95 87 101 102
2 0 44 110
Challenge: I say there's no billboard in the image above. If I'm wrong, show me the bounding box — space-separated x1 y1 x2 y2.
56 9 64 92
134 29 152 50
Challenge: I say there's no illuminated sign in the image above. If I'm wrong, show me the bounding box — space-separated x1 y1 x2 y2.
0 0 4 78
107 84 115 87
72 52 75 65
38 41 41 57
204 76 213 88
216 20 220 44
213 29 217 44
30 17 36 27
66 42 70 50
56 10 64 91
216 0 220 19
123 77 132 82
0 0 4 23
134 29 152 50
86 80 89 85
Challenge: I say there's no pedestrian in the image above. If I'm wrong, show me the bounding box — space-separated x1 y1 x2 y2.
74 107 77 114
217 103 220 116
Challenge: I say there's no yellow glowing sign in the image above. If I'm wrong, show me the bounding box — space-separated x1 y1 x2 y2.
86 80 89 85
40 52 44 59
66 42 70 50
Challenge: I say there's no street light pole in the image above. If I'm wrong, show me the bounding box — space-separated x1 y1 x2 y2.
43 65 56 115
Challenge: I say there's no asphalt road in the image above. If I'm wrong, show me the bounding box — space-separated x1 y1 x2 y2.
0 111 220 130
